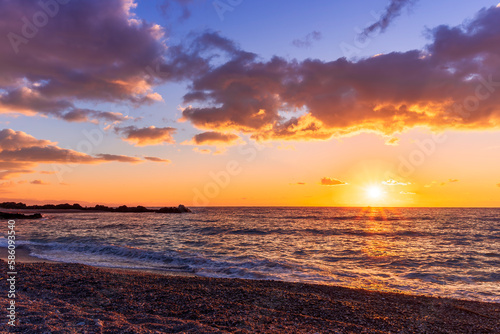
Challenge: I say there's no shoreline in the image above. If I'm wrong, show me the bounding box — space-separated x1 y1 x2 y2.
0 246 195 277
2 246 498 302
1 260 499 332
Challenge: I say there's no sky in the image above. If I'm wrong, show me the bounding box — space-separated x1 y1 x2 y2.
1 0 500 207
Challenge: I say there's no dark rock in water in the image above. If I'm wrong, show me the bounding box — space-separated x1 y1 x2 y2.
0 212 42 220
156 205 191 213
0 201 191 214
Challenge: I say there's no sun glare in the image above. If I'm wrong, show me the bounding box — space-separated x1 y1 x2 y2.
367 186 384 200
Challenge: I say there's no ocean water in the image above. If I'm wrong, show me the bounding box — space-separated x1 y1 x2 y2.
1 207 499 302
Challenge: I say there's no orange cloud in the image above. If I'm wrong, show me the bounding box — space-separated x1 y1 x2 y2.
193 148 212 154
320 177 348 186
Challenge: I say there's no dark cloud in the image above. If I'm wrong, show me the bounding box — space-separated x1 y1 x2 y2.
359 0 417 38
181 7 500 141
30 179 49 185
292 31 322 48
144 156 171 163
0 146 96 164
116 126 176 146
0 0 167 121
0 128 147 179
159 0 195 21
320 177 347 186
61 109 130 123
191 131 239 145
94 154 142 164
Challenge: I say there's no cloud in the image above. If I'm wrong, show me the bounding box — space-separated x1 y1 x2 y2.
432 179 459 186
497 183 500 187
320 177 348 186
0 0 168 122
116 126 176 146
94 154 142 164
193 147 212 154
144 156 171 163
0 128 147 179
30 179 49 185
0 128 55 150
385 137 400 145
400 191 416 195
189 131 240 145
61 109 130 124
359 0 417 39
0 146 97 164
382 179 410 186
159 0 195 21
292 31 322 48
290 182 306 185
0 181 16 188
180 6 500 142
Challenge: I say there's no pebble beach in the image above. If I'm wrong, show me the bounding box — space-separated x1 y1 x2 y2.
1 259 499 333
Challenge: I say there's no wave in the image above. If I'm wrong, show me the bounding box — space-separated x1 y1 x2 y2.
4 238 307 281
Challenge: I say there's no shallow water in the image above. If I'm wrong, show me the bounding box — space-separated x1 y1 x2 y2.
2 207 499 302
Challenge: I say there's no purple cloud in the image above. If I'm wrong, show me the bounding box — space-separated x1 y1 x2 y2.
0 0 167 121
180 6 500 141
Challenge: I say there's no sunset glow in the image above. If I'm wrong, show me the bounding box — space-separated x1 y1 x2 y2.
367 186 384 201
0 0 499 208
1 2 500 331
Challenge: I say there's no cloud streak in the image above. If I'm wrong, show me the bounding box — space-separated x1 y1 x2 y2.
320 177 348 186
116 126 176 146
190 131 240 145
0 128 152 180
292 31 322 48
144 156 171 163
359 0 417 39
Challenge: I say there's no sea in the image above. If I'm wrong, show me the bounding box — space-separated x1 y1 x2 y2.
2 207 499 303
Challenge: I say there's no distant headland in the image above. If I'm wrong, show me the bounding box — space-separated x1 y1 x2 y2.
0 202 191 219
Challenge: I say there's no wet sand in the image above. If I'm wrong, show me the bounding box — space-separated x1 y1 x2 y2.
0 259 499 333
0 245 55 263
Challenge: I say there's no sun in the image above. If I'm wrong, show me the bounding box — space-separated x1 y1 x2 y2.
366 185 384 200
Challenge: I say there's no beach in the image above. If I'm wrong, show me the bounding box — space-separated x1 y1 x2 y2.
1 257 499 333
